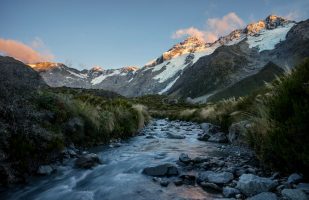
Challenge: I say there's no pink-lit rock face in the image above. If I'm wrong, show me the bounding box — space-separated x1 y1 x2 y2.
91 66 104 72
245 15 289 35
245 20 266 35
162 36 207 61
121 66 139 72
28 62 61 72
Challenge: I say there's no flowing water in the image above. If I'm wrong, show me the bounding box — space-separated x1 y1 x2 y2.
1 119 229 200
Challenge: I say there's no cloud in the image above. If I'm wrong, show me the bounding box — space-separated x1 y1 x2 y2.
172 27 206 41
0 37 54 63
172 12 245 43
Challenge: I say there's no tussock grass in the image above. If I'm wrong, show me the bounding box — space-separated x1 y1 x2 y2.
247 58 309 174
34 88 150 146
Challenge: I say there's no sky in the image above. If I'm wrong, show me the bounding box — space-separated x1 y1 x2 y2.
0 0 309 70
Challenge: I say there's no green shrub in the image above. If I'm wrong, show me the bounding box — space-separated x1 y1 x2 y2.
250 58 309 175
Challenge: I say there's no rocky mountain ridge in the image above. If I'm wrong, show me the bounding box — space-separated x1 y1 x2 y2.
28 15 309 102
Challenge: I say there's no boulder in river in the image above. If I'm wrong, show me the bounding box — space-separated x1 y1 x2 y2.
287 173 303 184
197 133 211 141
179 153 191 164
281 189 308 200
223 187 240 198
296 183 309 194
200 182 222 192
197 171 234 185
208 132 228 143
173 178 183 186
236 174 278 196
247 192 278 200
160 179 170 187
143 163 179 177
75 153 101 169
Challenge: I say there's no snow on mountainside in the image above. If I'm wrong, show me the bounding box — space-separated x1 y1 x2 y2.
29 15 309 100
146 15 294 93
246 23 294 52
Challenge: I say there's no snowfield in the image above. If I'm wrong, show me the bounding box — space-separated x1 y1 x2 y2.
152 43 220 83
159 75 180 94
91 70 121 85
247 23 295 52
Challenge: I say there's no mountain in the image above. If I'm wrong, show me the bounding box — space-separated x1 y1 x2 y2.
29 15 309 102
0 56 47 103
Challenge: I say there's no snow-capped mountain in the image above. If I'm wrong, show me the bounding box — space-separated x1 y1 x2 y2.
28 62 139 89
29 15 309 102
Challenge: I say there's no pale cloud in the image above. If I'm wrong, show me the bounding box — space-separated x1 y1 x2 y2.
172 27 206 41
172 12 245 43
0 38 54 63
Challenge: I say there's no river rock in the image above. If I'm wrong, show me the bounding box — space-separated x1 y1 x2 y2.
281 189 308 200
75 153 101 169
236 174 278 196
197 133 211 141
179 174 196 185
173 178 183 186
200 123 220 134
247 192 278 200
160 179 170 187
197 171 234 185
166 132 185 139
37 165 54 175
201 182 222 192
143 164 179 177
208 132 228 143
223 187 240 198
179 153 191 164
145 135 155 139
296 183 309 194
287 173 303 184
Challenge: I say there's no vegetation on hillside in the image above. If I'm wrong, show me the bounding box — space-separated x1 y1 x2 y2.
0 86 149 185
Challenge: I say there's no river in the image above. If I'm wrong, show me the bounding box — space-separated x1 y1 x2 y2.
1 119 236 200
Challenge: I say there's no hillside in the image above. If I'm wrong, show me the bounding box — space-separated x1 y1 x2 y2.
0 56 148 186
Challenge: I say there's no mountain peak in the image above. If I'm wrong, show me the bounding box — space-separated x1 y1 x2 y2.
162 36 206 61
182 36 205 44
90 66 104 72
28 62 62 72
121 66 139 72
245 15 290 35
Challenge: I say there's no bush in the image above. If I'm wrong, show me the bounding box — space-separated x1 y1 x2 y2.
249 58 309 175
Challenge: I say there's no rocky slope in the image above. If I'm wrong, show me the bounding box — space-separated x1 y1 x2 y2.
29 15 309 102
